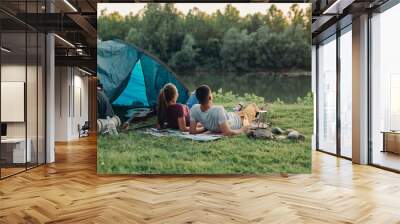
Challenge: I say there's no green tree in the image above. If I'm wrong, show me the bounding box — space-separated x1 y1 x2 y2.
169 34 199 71
265 4 288 33
242 13 265 33
184 7 216 67
212 4 241 39
288 4 306 30
203 38 222 69
98 11 129 40
125 28 141 45
98 3 312 72
286 4 311 69
253 25 292 70
220 28 254 71
304 6 312 42
135 3 184 62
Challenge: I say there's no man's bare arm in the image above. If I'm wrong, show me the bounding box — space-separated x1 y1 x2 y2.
189 121 206 134
219 122 249 136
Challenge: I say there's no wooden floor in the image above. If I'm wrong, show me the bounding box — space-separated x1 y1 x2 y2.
373 150 400 171
1 167 26 178
1 136 400 223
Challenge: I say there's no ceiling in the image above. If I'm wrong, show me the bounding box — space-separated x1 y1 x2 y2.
311 0 391 43
0 0 97 72
0 0 394 71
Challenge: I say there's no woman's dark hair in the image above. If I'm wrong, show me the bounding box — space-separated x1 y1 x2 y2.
157 83 178 128
195 85 211 105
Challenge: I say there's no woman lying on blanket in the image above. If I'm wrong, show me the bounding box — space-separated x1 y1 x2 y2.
157 83 191 132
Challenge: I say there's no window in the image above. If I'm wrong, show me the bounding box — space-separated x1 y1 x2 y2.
0 2 46 179
340 27 352 158
370 3 400 171
317 35 337 154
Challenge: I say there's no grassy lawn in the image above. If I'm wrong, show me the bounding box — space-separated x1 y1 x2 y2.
97 90 313 174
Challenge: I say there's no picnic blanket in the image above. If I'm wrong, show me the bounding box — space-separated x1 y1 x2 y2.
142 128 223 142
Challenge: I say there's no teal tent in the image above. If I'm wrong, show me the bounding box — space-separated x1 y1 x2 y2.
97 39 189 110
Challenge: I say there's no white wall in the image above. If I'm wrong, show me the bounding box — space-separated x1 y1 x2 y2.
55 67 89 141
71 72 89 138
1 65 26 138
1 63 46 164
55 66 69 141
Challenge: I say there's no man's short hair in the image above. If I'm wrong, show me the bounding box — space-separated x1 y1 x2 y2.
195 85 211 105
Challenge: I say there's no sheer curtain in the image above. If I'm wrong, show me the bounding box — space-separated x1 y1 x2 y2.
340 28 352 158
318 36 337 154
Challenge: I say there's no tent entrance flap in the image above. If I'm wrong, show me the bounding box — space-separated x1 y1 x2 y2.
112 59 149 107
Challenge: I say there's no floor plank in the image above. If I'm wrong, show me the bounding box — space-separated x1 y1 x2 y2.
0 136 399 223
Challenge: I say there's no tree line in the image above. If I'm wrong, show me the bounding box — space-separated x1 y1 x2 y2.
98 3 312 73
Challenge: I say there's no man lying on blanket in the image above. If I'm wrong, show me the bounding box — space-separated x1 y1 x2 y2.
189 85 259 136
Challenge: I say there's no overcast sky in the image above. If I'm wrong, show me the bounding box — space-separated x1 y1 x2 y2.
97 3 310 18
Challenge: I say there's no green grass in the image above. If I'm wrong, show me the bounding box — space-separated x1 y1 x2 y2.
97 90 313 174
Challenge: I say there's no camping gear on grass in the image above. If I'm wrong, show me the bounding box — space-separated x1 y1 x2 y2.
251 103 269 129
247 129 274 140
254 110 268 128
287 130 305 140
125 108 153 120
247 127 305 141
121 108 154 130
271 127 284 135
97 39 189 111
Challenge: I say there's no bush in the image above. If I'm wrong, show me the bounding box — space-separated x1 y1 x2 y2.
296 92 313 106
213 88 264 109
98 3 311 73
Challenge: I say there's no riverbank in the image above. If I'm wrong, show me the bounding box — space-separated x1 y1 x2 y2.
180 70 311 77
178 72 311 103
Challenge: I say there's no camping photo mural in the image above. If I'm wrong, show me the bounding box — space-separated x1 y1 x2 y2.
97 3 313 174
